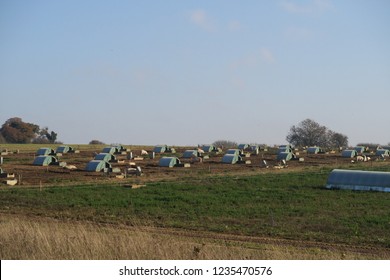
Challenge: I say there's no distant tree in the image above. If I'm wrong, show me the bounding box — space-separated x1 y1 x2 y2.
329 132 349 148
89 140 105 145
0 134 6 144
0 117 40 143
212 139 238 149
286 119 348 149
46 130 58 143
33 127 58 144
0 117 60 144
286 119 328 147
31 137 49 144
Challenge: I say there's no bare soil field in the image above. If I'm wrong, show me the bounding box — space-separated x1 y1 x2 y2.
0 144 384 187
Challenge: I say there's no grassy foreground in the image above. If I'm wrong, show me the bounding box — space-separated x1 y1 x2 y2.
1 214 384 260
1 167 390 260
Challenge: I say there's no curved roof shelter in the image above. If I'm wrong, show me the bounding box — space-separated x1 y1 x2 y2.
102 146 119 155
36 148 55 156
94 153 117 162
56 146 71 154
159 157 180 167
279 144 292 150
376 149 390 157
353 146 366 154
237 144 249 150
354 146 366 154
182 150 198 158
114 145 128 152
153 145 167 153
307 147 320 154
326 169 390 192
226 149 240 156
278 147 292 154
33 155 58 166
86 160 112 172
277 152 293 161
221 154 242 164
250 145 259 154
201 145 216 153
342 150 357 158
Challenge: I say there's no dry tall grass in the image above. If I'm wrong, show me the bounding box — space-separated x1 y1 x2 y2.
0 215 380 260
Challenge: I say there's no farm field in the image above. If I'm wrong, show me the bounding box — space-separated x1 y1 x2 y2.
1 143 386 185
1 144 390 259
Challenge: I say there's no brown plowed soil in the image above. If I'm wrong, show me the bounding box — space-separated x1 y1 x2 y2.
1 147 383 186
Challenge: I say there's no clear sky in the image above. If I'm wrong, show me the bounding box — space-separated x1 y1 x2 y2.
1 0 389 146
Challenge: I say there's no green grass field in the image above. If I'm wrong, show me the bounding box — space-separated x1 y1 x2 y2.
1 168 389 249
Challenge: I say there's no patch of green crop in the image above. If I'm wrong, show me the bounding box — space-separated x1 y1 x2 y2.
1 170 390 248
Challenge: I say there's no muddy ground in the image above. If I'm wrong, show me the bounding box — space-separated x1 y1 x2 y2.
0 146 384 187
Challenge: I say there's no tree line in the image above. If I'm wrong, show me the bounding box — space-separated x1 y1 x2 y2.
286 118 349 149
2 117 386 148
213 119 350 150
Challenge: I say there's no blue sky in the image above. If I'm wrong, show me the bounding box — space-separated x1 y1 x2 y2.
1 0 389 146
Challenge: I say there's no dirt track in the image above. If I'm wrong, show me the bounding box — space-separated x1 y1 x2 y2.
147 225 390 258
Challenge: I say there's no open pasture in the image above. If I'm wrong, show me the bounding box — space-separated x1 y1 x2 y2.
1 144 390 259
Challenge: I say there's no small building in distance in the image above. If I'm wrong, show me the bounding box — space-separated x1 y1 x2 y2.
153 145 176 154
94 153 118 163
225 149 242 156
353 146 366 154
341 150 357 158
86 160 112 172
114 145 130 153
237 144 250 150
102 146 120 155
159 157 181 167
307 147 323 154
237 143 259 155
36 148 55 156
250 144 260 155
201 145 221 153
33 155 58 166
182 150 201 159
376 149 390 157
276 145 295 161
55 145 79 154
221 154 242 164
277 145 293 154
277 152 293 161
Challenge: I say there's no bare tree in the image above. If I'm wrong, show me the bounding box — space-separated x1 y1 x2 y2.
33 127 58 144
329 131 349 148
286 119 328 147
212 140 238 149
286 119 348 149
